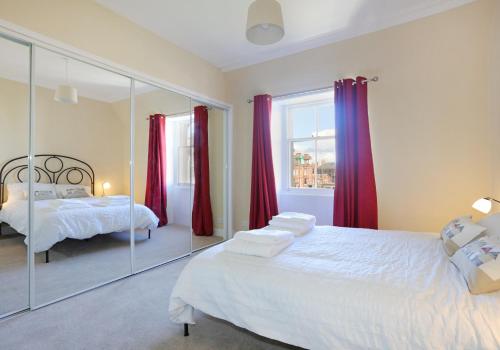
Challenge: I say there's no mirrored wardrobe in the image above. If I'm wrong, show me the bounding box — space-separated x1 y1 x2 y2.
0 32 230 318
133 82 192 270
33 47 133 306
0 35 30 316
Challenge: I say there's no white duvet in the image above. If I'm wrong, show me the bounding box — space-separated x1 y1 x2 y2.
0 195 159 253
169 226 500 350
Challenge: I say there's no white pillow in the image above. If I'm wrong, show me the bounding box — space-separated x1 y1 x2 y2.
55 184 92 199
478 213 500 239
6 182 27 201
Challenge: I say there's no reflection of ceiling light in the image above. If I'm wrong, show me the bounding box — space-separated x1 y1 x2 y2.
54 58 78 104
246 0 284 45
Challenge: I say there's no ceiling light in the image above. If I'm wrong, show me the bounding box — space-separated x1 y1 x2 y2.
246 0 284 45
54 58 78 104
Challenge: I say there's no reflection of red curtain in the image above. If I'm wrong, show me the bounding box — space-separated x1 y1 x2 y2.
145 114 168 226
333 77 378 229
249 94 279 229
192 106 214 236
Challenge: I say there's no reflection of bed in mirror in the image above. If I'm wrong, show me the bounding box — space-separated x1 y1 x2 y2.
0 154 159 262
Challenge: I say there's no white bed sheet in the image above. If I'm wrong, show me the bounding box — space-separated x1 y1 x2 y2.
169 226 500 350
0 195 159 253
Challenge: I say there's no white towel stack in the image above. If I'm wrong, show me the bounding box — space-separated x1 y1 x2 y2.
268 212 316 236
224 228 294 258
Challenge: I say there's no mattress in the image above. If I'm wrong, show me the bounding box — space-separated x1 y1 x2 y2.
0 195 159 253
169 226 500 350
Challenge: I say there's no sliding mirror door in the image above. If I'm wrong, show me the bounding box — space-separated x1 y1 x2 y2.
33 48 133 306
0 36 30 316
133 82 192 270
191 104 227 250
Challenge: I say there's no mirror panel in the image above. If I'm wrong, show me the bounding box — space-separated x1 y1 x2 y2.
133 82 192 270
33 48 132 305
191 104 227 250
0 36 30 316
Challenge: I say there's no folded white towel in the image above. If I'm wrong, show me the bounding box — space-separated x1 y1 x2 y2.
272 212 316 225
224 238 293 258
267 222 313 236
269 219 313 230
234 228 294 245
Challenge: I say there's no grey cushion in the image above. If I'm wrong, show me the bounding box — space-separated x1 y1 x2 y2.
62 187 90 199
440 217 486 256
33 189 57 201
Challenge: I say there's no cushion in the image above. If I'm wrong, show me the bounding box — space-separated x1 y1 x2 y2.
33 189 57 201
440 217 486 256
450 237 500 294
55 184 92 199
478 213 500 239
62 187 90 199
19 183 57 201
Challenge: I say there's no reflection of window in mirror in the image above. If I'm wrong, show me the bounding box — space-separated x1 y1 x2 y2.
169 115 194 186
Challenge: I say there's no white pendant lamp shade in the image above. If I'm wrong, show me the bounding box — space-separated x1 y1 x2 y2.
54 58 78 104
246 0 284 45
54 85 78 104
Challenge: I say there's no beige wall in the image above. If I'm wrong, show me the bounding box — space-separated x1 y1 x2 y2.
1 0 498 234
491 0 500 204
0 79 29 165
226 0 496 233
0 77 128 196
0 0 227 103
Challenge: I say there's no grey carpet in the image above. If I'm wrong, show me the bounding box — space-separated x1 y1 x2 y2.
0 224 223 314
0 255 300 350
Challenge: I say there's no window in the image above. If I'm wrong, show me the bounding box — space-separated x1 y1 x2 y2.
286 100 335 189
175 116 194 185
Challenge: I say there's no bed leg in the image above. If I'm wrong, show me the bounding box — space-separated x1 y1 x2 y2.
45 250 49 263
148 229 151 239
184 323 189 337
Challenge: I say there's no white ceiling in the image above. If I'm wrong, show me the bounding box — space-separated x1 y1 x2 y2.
0 39 155 102
95 0 474 71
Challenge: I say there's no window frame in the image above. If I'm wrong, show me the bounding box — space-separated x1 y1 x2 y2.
282 98 335 195
173 115 194 187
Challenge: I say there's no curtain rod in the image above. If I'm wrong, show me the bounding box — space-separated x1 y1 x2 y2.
145 106 213 120
246 76 379 103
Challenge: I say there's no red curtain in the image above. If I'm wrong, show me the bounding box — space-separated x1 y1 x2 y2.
249 94 279 229
192 106 214 236
145 114 168 227
333 77 378 229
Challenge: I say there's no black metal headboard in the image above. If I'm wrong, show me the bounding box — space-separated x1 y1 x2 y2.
0 154 95 207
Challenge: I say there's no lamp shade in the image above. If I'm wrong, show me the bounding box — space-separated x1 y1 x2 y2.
472 198 492 214
246 0 284 45
102 182 111 190
54 85 78 104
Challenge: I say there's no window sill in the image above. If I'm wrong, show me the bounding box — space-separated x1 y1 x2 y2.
280 189 334 197
175 184 193 189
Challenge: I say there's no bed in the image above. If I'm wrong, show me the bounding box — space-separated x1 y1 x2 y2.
169 226 500 350
0 154 159 261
